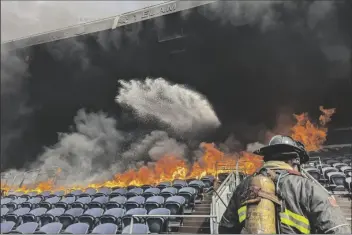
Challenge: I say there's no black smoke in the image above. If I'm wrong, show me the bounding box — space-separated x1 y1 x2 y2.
1 1 351 171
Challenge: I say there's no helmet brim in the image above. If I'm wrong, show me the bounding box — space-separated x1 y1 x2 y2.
254 144 309 163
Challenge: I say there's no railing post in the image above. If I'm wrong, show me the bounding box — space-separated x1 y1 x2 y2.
130 216 134 234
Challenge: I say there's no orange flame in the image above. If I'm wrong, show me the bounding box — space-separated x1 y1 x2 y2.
291 106 335 151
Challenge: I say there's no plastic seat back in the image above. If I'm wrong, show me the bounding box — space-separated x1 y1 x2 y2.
91 223 118 234
34 222 63 234
63 222 89 234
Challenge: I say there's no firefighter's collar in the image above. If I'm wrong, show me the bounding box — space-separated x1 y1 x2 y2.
263 161 294 170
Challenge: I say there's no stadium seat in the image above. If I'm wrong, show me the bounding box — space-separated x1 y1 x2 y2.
1 207 9 222
126 188 144 199
71 197 92 209
340 166 352 175
78 208 104 230
147 208 170 233
65 190 83 198
22 207 48 224
326 172 346 191
94 188 112 198
172 180 188 190
6 198 27 212
160 187 178 199
88 196 109 209
4 207 30 226
125 196 145 211
156 182 171 190
345 177 352 192
1 198 13 207
322 167 338 179
141 185 152 191
122 223 150 234
62 222 89 234
80 188 97 198
10 221 39 234
178 187 197 210
40 208 65 226
21 197 42 209
106 196 127 209
0 221 16 234
110 188 128 198
58 208 84 229
38 191 51 199
127 186 137 190
326 159 340 166
332 163 348 170
164 196 186 223
6 192 23 200
34 222 63 234
304 167 321 181
201 176 215 188
122 208 148 227
91 223 118 234
186 178 196 184
39 196 60 210
144 196 165 213
188 180 205 201
317 164 330 171
100 208 125 229
342 159 352 165
20 192 38 200
55 197 76 210
49 191 65 198
143 188 161 199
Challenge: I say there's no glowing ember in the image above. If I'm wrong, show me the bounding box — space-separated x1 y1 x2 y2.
291 106 335 151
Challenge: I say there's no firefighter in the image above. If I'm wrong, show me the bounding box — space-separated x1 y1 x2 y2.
219 135 351 234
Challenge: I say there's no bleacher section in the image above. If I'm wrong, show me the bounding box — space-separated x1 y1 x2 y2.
0 177 216 234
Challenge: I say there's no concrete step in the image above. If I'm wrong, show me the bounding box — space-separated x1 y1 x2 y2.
178 225 210 233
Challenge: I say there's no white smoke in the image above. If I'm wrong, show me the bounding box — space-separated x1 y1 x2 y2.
116 77 221 136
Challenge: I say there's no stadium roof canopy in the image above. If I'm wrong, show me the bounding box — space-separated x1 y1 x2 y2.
1 1 215 51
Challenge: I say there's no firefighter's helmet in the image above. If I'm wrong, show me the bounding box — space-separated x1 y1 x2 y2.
254 135 309 163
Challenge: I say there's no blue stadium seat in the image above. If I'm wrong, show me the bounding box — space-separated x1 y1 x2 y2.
1 207 9 222
34 222 63 234
20 192 38 200
332 163 348 171
106 196 127 209
143 188 161 199
326 159 340 166
0 221 16 233
88 196 109 209
342 158 352 165
6 192 23 200
62 222 89 234
21 197 42 209
178 187 197 209
122 223 150 234
4 207 31 226
22 207 47 224
305 167 321 181
40 208 65 226
201 175 215 188
6 198 27 212
165 196 185 223
125 196 145 211
91 223 118 234
141 185 152 191
145 196 165 213
55 197 76 210
188 180 205 201
39 196 60 210
1 198 13 208
94 188 112 198
100 208 125 229
49 191 65 198
326 172 346 191
10 221 39 234
58 208 84 229
71 197 92 209
122 208 148 227
80 188 97 198
65 190 83 199
126 188 144 199
147 208 171 233
160 187 178 199
38 191 51 199
78 208 104 230
110 188 128 198
172 180 188 190
156 182 171 190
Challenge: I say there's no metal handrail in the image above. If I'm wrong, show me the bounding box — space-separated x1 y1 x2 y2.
129 214 217 234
